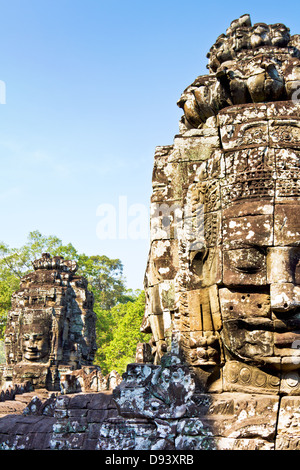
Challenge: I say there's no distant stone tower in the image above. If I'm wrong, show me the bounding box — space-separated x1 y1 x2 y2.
2 253 97 390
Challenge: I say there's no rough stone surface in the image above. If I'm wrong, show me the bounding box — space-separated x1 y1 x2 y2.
177 14 300 129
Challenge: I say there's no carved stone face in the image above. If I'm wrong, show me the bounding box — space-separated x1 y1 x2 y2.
220 199 300 371
234 27 250 52
20 321 51 362
250 24 270 48
212 34 232 65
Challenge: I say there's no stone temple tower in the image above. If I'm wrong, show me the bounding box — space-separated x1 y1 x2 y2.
2 253 97 390
141 13 300 396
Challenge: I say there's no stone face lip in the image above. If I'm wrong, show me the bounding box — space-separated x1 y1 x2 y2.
274 331 300 346
240 318 300 335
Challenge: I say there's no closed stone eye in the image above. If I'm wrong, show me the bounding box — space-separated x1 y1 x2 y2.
235 265 262 274
228 247 266 273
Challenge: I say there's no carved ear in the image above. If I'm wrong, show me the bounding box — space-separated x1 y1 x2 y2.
190 248 208 279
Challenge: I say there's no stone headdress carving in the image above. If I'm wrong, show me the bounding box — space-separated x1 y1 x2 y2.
177 14 300 130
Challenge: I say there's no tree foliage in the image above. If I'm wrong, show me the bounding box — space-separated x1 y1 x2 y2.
95 290 149 375
0 231 149 374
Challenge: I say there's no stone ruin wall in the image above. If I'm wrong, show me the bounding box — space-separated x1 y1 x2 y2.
1 14 300 450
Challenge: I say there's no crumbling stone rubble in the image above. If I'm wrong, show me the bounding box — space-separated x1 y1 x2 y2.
1 352 300 450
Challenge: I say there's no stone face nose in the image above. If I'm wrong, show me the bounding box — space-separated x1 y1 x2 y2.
267 248 300 313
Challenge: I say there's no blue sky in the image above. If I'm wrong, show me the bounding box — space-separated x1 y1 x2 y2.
0 0 300 289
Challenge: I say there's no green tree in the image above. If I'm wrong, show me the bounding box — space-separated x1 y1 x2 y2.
95 290 150 375
0 276 19 341
0 231 78 280
76 254 130 310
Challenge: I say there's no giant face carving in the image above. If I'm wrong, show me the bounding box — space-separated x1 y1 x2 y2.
143 101 300 395
19 312 52 363
21 323 50 362
220 199 300 372
214 104 300 380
